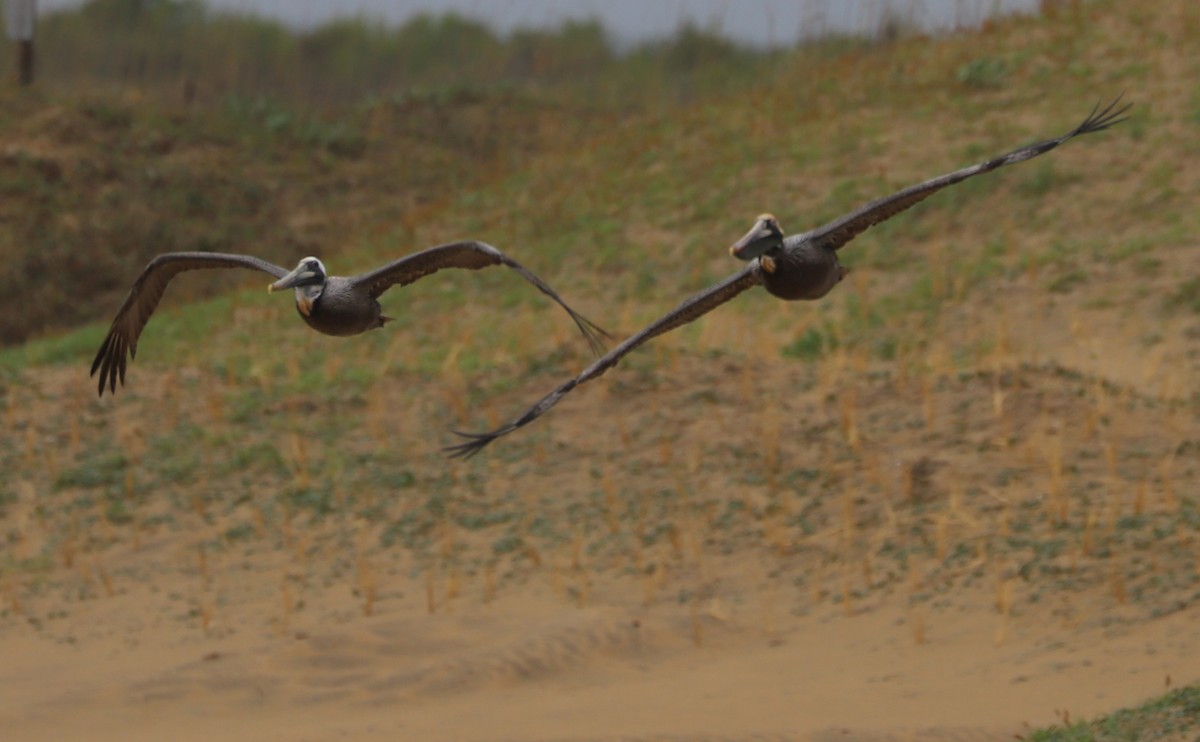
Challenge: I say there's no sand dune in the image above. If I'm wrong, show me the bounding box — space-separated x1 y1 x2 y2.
4 558 1196 742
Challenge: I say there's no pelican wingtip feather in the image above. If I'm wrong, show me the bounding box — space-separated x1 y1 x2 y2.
444 430 497 460
1074 94 1132 136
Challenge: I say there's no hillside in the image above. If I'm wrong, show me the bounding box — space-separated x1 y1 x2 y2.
0 84 628 344
2 1 1199 740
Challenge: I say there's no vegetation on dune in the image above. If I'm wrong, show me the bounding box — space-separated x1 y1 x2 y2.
1 0 1199 737
1028 686 1200 741
0 0 805 346
0 84 624 345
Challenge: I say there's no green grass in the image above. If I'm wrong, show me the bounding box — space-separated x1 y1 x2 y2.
1165 277 1200 314
1029 686 1200 741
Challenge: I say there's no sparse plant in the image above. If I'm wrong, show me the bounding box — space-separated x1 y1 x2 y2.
956 56 1007 88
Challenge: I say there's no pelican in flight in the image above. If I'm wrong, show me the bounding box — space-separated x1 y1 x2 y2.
91 241 609 396
447 97 1130 458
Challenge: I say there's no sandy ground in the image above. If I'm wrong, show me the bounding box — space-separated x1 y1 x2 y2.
2 520 1197 742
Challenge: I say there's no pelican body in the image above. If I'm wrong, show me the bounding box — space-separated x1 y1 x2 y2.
728 214 849 301
91 241 608 396
447 97 1131 458
269 258 390 336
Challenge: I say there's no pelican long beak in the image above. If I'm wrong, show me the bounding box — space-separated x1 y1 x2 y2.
268 266 318 293
729 217 782 261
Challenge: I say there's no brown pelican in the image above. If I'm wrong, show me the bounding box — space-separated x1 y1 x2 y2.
91 241 609 396
447 97 1130 458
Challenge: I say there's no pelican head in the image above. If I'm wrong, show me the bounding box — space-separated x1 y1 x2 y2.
269 257 327 293
729 214 784 261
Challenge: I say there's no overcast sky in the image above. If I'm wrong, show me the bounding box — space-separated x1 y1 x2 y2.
35 0 1040 46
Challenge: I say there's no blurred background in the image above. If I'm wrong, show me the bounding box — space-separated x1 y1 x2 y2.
2 1 1199 740
0 0 1054 347
14 0 1043 106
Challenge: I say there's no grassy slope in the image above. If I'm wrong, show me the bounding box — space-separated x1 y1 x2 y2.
0 84 621 345
1029 686 1200 741
2 0 1199 736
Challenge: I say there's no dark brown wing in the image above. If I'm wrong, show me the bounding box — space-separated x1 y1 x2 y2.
803 96 1131 251
351 240 610 356
91 252 289 397
446 263 765 459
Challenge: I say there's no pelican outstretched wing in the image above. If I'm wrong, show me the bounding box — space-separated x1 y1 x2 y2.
91 252 289 397
351 240 610 356
446 263 765 459
803 96 1131 252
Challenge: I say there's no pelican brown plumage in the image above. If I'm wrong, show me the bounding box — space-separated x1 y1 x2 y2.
446 96 1130 458
90 241 609 396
